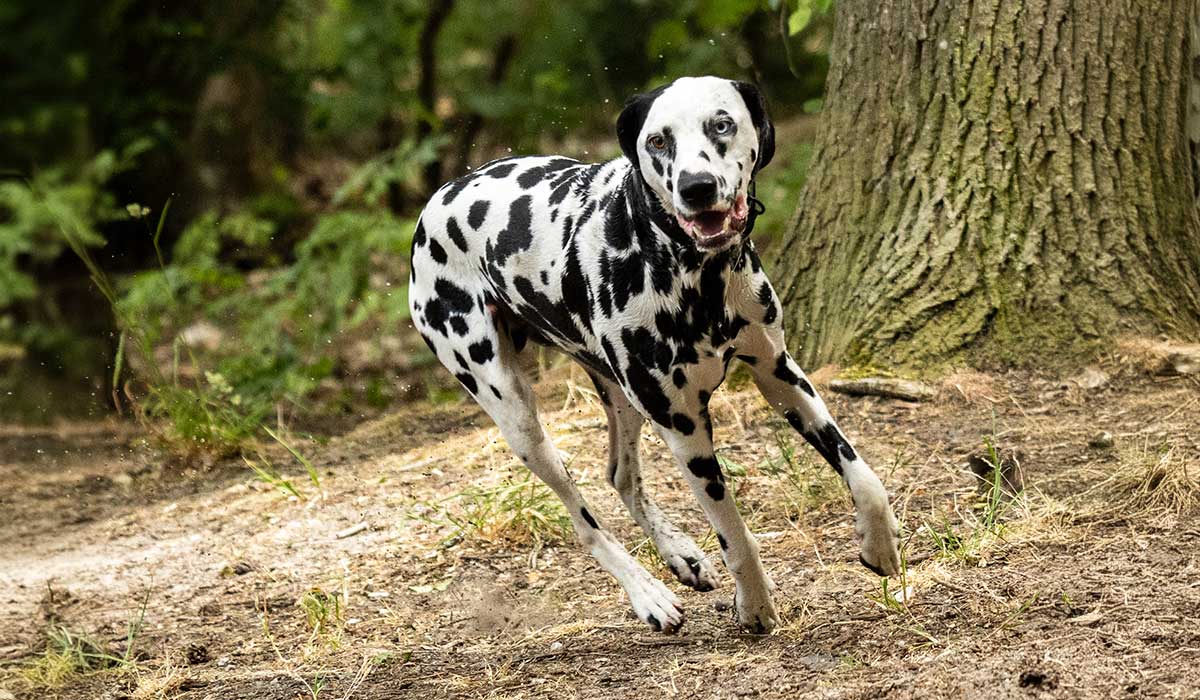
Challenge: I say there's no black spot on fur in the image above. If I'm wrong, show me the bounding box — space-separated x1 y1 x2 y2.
626 360 672 427
717 533 728 550
490 385 503 400
672 413 695 435
659 126 677 161
609 253 645 312
511 276 584 345
440 174 477 205
483 160 518 178
736 354 758 365
581 508 600 529
603 188 632 250
449 316 469 336
468 339 494 364
455 372 478 394
489 196 534 267
786 411 855 474
468 200 490 229
773 354 800 384
517 158 578 189
423 278 475 336
446 217 468 252
686 456 725 501
428 238 447 264
412 221 428 248
774 354 815 396
672 368 687 388
758 282 777 324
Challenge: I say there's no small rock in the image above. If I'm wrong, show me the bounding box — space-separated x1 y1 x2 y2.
184 643 210 665
1068 610 1104 626
336 522 370 539
1019 669 1056 689
549 641 563 651
1064 366 1109 390
179 321 224 351
220 561 253 578
1088 431 1114 449
967 449 1025 496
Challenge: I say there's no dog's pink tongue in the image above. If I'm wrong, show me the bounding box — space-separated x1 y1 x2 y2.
733 194 749 219
694 211 727 237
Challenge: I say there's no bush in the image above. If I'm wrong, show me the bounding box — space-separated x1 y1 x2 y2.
114 205 416 455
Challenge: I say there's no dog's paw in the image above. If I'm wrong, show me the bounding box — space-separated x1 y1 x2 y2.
627 570 685 633
663 546 720 592
856 504 902 577
733 584 778 635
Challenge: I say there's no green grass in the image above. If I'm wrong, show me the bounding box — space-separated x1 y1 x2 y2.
922 432 1022 564
759 428 845 521
427 472 573 548
298 588 343 639
21 591 148 689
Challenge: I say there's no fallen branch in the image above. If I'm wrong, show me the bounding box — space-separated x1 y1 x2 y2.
829 377 935 402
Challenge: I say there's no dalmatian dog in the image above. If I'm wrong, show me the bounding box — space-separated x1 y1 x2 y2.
408 76 901 634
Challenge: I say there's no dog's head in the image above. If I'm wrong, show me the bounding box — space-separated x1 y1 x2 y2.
617 76 775 251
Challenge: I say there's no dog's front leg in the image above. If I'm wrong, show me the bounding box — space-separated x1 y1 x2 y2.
656 425 779 633
739 326 903 577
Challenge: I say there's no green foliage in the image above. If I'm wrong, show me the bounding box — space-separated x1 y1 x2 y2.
428 473 574 548
3 0 834 427
110 203 412 444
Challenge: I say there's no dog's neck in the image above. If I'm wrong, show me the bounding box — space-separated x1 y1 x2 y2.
617 160 753 273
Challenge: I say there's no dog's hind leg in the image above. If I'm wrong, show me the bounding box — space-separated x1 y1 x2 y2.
410 291 685 632
590 374 720 592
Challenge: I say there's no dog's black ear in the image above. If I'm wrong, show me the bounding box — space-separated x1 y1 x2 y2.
733 81 775 174
616 91 655 172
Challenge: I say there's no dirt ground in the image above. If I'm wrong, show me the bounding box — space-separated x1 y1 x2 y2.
2 357 1199 700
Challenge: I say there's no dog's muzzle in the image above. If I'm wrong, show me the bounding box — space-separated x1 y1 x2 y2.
675 193 750 250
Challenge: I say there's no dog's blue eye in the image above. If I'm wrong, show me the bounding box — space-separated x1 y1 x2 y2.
714 119 734 135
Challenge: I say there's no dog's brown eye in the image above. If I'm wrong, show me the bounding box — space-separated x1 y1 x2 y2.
648 135 666 150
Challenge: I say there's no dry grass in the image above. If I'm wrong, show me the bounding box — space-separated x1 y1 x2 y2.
6 360 1200 698
1082 438 1199 521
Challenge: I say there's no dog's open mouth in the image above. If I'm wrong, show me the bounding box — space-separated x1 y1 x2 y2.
675 194 750 249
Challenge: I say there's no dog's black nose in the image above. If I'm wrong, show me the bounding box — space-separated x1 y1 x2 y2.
677 172 718 208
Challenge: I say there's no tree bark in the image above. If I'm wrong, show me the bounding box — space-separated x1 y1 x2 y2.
770 0 1200 368
417 0 456 195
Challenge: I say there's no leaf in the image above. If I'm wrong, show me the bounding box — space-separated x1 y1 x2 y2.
788 4 814 35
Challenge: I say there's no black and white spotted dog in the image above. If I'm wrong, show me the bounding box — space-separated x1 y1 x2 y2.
409 76 901 634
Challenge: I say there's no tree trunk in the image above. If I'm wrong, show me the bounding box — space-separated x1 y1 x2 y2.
416 0 455 195
770 0 1200 368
